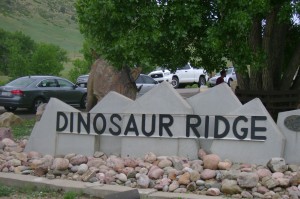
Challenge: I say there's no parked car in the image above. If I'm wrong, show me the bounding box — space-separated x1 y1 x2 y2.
148 67 173 83
171 63 209 88
0 75 87 112
208 67 236 87
76 74 158 97
76 74 89 88
135 74 158 97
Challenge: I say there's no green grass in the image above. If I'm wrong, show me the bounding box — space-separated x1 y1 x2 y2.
64 191 81 199
0 184 62 198
0 15 83 53
0 184 14 196
11 119 36 140
0 184 97 198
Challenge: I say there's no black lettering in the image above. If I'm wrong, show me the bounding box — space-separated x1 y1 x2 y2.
251 116 267 140
77 113 90 134
205 116 209 138
186 115 201 137
159 114 173 137
93 113 106 135
214 116 229 138
233 116 248 140
142 114 155 137
56 112 68 132
124 114 139 136
70 112 74 133
109 114 122 136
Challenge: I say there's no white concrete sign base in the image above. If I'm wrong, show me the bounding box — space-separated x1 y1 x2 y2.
25 82 289 165
277 109 300 164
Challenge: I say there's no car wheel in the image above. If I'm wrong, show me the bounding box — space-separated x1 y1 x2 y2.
171 77 179 88
198 76 206 87
228 78 233 87
80 94 87 109
4 106 17 112
31 97 45 113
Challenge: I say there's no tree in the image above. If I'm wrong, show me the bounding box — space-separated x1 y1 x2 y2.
76 0 300 91
30 43 68 76
0 29 68 79
208 0 300 91
0 30 35 75
68 40 96 82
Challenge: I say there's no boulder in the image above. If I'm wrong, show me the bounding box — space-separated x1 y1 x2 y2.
0 128 13 141
0 112 23 127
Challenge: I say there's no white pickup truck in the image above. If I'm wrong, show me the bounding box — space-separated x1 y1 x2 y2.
171 63 208 88
148 67 173 83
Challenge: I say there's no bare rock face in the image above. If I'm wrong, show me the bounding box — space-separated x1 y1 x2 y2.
86 59 141 111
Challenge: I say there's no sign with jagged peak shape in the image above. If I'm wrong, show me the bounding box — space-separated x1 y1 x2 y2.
25 82 286 165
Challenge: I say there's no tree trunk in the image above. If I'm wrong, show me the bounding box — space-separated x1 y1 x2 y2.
236 72 249 90
281 43 300 89
249 17 262 90
262 6 280 90
249 70 262 90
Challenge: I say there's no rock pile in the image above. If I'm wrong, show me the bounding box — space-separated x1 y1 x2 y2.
0 138 299 198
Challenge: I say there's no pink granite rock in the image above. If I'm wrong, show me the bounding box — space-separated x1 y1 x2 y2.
144 152 157 163
198 149 207 160
148 166 164 179
256 168 272 179
203 154 221 170
1 138 16 147
122 167 134 176
52 158 69 170
272 172 284 179
201 169 216 180
169 180 179 192
178 172 190 185
0 128 13 141
237 172 259 188
124 157 138 168
137 174 150 188
206 188 221 196
218 160 232 170
106 157 125 172
158 159 173 168
27 151 42 160
189 170 200 182
70 155 88 165
257 185 269 194
87 158 106 168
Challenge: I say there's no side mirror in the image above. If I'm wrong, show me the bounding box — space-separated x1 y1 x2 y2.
137 85 143 92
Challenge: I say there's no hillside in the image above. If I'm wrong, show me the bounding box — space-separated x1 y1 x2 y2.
0 0 83 55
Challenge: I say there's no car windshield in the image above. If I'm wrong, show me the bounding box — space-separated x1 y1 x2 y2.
6 77 36 88
226 68 234 74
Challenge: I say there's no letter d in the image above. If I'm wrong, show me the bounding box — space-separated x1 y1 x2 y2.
56 112 68 132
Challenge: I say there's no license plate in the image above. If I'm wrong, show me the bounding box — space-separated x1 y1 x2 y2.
1 91 11 97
